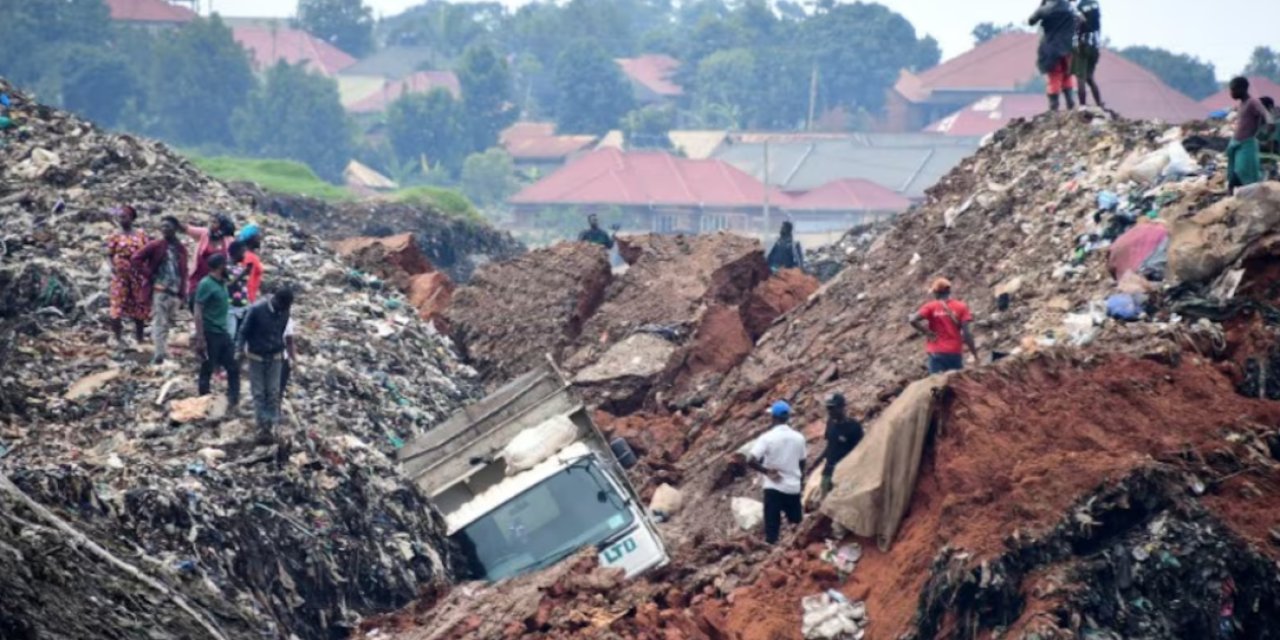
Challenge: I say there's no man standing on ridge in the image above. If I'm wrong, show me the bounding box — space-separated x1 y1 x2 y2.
767 220 805 273
1030 0 1081 111
815 393 864 497
1073 0 1104 108
579 214 617 249
1227 77 1273 193
910 278 979 374
748 401 807 544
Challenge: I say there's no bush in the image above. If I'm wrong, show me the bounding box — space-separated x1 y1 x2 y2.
392 186 485 225
188 155 352 201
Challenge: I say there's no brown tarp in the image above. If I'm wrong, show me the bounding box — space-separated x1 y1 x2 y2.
818 375 949 550
1168 182 1280 284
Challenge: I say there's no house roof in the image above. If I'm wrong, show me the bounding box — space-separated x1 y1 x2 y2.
897 32 1204 123
714 136 981 200
346 70 462 114
340 46 436 80
783 179 912 213
925 94 1046 136
105 0 195 23
510 148 778 208
500 122 597 161
344 160 397 191
232 25 357 77
615 54 683 97
1200 76 1280 112
669 130 729 159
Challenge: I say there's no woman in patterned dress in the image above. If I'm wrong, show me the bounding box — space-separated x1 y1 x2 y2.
106 205 149 344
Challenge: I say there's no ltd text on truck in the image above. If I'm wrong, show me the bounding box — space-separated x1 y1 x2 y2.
399 363 669 582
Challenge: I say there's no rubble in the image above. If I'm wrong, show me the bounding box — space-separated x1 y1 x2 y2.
0 78 479 638
332 233 456 324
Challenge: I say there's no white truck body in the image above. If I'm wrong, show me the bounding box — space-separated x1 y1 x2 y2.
399 364 668 582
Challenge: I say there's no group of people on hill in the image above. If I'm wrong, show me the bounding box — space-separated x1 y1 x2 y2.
1030 0 1105 111
105 208 297 442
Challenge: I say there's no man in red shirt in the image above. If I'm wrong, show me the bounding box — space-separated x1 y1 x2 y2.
909 278 979 374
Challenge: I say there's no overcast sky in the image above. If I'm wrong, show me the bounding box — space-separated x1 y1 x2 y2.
203 0 1275 79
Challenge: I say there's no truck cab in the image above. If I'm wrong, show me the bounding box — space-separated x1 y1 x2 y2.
399 364 668 582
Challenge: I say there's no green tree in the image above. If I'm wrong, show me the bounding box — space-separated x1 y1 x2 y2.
1120 46 1219 100
461 148 519 207
387 88 468 175
553 39 634 135
151 16 255 147
0 0 110 90
458 44 517 153
296 0 373 57
1243 46 1280 84
623 105 675 149
971 22 1021 45
694 48 756 126
56 45 142 128
233 62 352 182
803 3 937 114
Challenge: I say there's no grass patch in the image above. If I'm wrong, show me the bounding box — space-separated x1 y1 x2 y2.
188 155 353 202
391 186 486 225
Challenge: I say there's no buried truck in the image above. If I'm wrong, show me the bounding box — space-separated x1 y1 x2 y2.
399 363 669 582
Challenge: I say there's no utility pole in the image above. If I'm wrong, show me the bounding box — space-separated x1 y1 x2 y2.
762 139 771 237
807 63 819 132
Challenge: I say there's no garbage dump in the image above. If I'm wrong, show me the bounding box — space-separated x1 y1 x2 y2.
332 233 456 324
362 108 1280 640
0 78 482 639
227 183 525 283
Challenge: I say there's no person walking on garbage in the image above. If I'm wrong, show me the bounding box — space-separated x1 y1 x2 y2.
747 401 807 544
185 213 235 306
578 214 617 249
132 215 189 364
1030 0 1082 111
910 278 979 374
194 253 240 409
238 224 266 303
767 221 805 273
1073 0 1104 108
1227 77 1274 193
815 394 864 497
237 287 294 441
226 241 253 340
106 205 150 346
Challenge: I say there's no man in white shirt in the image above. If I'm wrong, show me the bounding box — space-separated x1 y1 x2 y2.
748 401 807 544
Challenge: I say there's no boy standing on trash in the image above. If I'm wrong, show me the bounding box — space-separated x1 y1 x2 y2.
1029 0 1081 111
194 254 240 409
237 287 294 442
132 215 189 364
748 401 807 544
1227 77 1274 193
909 278 979 374
815 394 864 497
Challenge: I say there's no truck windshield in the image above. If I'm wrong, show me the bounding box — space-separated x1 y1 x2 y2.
453 459 634 582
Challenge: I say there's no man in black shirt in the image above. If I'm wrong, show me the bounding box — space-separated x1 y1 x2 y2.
237 287 295 441
766 221 805 273
816 393 864 495
578 214 616 249
1073 0 1104 107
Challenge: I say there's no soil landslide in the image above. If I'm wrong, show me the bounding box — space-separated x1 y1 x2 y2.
366 109 1280 640
0 79 479 639
332 233 456 323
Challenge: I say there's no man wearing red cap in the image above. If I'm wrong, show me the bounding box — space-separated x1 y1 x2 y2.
909 278 979 374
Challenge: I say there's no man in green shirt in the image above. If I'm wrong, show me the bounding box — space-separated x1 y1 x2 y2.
194 253 240 407
578 214 616 249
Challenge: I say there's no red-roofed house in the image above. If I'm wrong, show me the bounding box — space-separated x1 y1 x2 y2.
925 94 1046 137
346 70 462 114
232 25 357 77
1200 76 1280 113
510 148 908 234
105 0 195 28
615 55 683 105
882 32 1203 132
500 122 598 172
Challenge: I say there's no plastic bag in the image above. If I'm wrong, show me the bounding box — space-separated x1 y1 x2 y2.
731 497 763 531
1162 141 1200 179
502 414 579 473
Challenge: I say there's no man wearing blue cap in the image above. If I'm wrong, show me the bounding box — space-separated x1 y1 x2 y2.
748 400 807 544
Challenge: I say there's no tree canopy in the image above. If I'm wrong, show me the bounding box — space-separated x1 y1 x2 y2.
1243 47 1280 84
553 39 635 135
150 16 255 147
458 44 517 153
1120 46 1219 100
233 62 352 182
297 0 374 57
387 88 469 175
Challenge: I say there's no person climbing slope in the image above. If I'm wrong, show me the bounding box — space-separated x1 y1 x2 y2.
1030 0 1082 111
106 205 150 346
909 278 979 374
814 393 864 496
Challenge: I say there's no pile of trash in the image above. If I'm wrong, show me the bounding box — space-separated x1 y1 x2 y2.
805 221 894 283
0 78 481 638
332 233 456 324
229 183 525 283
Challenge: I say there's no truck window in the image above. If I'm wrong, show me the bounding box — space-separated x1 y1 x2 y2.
453 461 635 582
